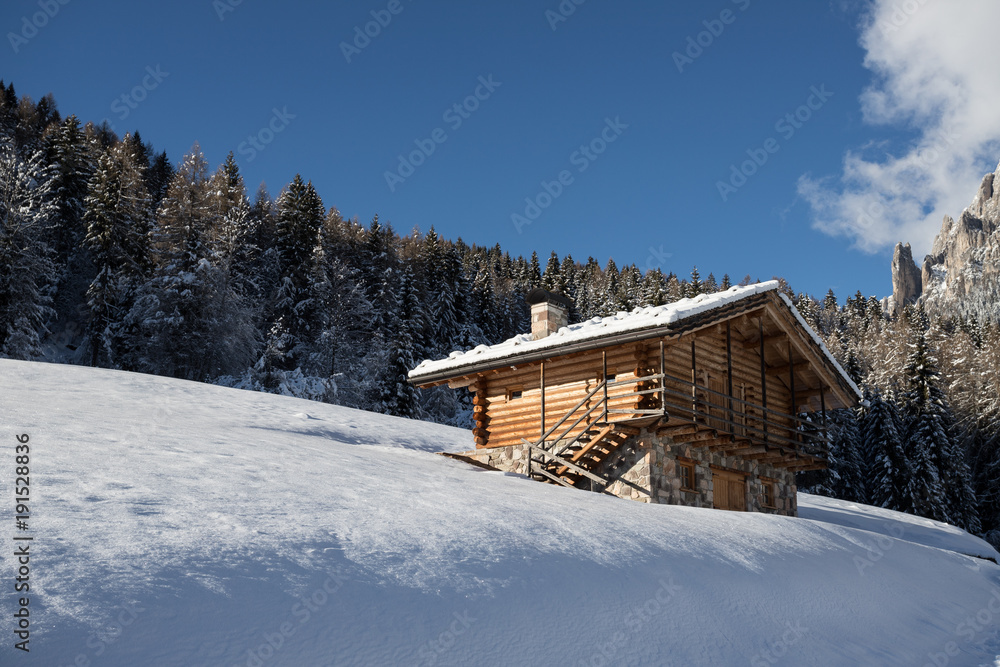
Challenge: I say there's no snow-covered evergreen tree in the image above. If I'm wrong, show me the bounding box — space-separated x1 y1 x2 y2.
687 266 703 297
259 174 326 376
827 408 866 502
900 333 951 523
132 144 257 379
861 389 908 511
0 139 57 358
83 140 152 366
541 251 564 294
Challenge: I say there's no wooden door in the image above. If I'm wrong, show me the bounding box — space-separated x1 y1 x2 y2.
713 472 728 510
727 479 746 511
712 470 746 511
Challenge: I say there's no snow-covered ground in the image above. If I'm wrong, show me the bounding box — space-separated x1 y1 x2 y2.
1 359 998 666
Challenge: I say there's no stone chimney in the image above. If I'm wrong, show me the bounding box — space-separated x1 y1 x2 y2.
525 288 571 340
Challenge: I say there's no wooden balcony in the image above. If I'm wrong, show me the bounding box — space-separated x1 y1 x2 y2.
527 362 829 490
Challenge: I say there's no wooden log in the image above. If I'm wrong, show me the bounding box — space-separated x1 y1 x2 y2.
741 334 787 350
723 445 768 456
787 462 827 472
656 425 703 438
484 349 641 384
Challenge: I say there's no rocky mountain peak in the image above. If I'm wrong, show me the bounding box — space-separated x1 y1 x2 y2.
890 242 922 316
894 161 1000 320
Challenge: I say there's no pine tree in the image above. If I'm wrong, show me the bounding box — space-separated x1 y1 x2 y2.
369 267 420 418
275 175 323 286
686 266 703 297
528 251 542 287
823 289 838 311
826 408 866 502
42 115 94 265
599 258 623 315
146 151 173 210
665 273 684 303
641 268 667 306
263 175 326 374
541 251 564 294
861 390 908 511
82 141 152 366
0 139 57 358
618 265 642 310
900 333 954 523
133 144 256 379
209 153 256 299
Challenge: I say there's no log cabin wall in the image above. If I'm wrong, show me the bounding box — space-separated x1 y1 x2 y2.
478 321 801 451
481 343 648 449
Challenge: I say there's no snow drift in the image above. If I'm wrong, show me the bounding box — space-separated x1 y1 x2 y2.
0 359 998 666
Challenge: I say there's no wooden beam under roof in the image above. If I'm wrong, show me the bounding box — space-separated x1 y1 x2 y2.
763 297 857 409
741 334 787 349
765 362 810 376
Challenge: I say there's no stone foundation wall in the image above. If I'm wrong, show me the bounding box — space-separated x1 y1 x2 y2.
454 427 799 516
453 444 531 476
645 432 797 516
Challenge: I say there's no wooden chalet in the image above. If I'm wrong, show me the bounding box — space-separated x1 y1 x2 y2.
408 282 861 516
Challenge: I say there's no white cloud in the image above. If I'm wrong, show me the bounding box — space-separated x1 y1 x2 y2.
800 0 1000 255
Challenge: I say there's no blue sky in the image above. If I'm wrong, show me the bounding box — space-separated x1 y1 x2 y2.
4 0 999 300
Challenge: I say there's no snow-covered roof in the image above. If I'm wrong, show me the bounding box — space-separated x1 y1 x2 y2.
410 281 860 398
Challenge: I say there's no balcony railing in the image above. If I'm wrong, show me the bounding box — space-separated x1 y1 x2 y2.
531 368 828 463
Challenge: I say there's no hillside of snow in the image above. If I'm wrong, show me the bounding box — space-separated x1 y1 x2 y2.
1 359 999 666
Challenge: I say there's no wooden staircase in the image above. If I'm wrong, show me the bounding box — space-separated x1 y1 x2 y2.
527 421 637 491
522 374 669 494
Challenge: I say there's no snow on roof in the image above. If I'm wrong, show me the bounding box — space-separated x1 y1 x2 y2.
410 281 862 398
410 282 782 381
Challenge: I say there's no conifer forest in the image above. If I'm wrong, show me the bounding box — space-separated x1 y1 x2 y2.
2 84 999 549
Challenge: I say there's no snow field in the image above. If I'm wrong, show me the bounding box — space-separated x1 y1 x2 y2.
0 359 997 666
